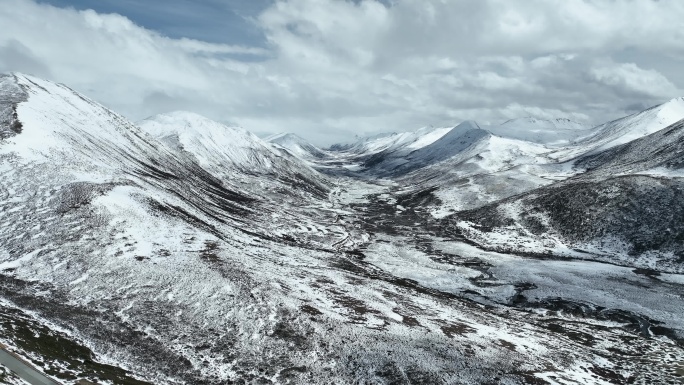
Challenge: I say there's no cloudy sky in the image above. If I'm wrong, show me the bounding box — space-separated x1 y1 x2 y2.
1 0 683 145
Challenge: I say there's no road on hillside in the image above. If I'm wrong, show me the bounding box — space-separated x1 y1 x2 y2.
0 346 61 385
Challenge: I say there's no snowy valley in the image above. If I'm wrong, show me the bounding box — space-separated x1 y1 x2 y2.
1 73 683 384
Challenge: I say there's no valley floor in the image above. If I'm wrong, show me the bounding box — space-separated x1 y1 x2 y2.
2 173 684 385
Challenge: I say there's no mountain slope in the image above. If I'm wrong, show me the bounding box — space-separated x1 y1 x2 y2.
142 112 280 171
361 121 491 176
0 74 282 232
0 73 352 383
330 126 453 157
397 133 556 215
552 97 684 161
576 118 684 177
140 112 330 200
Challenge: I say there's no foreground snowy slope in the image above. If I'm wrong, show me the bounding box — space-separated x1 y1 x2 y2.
0 73 355 383
1 73 683 384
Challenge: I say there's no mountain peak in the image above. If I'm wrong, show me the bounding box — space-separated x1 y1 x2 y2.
658 96 684 116
501 116 585 129
141 111 238 128
457 120 481 130
397 120 490 171
440 120 487 139
266 132 327 160
149 110 210 121
265 132 304 143
139 111 254 143
664 96 684 104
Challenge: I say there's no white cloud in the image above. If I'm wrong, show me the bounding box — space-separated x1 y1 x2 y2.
1 0 683 145
591 62 680 97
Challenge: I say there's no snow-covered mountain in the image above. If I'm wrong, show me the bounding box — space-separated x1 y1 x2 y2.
331 117 586 160
552 97 684 162
1 73 683 385
576 118 684 178
139 112 330 201
329 98 684 182
325 120 554 215
396 121 490 170
488 117 589 146
322 99 684 217
357 121 490 175
265 132 328 160
398 134 555 215
142 111 280 171
0 73 355 383
331 126 453 158
447 115 684 273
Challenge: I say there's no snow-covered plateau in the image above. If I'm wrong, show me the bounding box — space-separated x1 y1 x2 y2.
1 73 683 384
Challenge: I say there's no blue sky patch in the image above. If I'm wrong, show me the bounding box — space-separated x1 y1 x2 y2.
37 0 274 46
